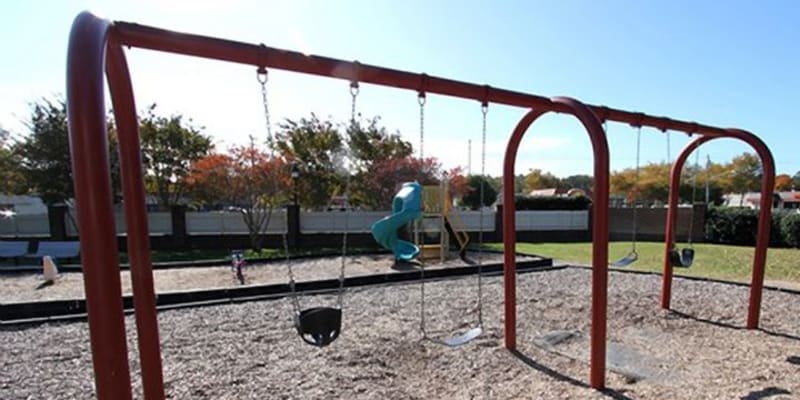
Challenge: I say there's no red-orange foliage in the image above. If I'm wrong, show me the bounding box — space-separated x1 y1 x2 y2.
775 174 793 191
361 157 441 209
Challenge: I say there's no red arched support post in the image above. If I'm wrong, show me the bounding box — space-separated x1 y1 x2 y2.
503 97 610 389
66 12 133 400
661 129 775 329
107 36 166 400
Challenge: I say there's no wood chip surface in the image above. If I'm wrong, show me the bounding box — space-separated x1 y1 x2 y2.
2 265 799 399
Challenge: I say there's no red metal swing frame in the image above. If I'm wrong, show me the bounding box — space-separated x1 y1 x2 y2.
66 11 774 399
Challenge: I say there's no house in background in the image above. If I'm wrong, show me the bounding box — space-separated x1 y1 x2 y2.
529 187 593 199
722 191 800 210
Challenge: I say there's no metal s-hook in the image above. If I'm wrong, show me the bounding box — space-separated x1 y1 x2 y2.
256 43 268 84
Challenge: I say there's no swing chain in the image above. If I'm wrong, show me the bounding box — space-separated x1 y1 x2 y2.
418 92 426 160
257 68 274 153
631 126 641 252
258 67 301 315
687 150 700 246
477 102 488 327
338 82 359 308
417 91 428 339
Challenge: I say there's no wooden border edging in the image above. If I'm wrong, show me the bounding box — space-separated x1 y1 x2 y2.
0 254 553 324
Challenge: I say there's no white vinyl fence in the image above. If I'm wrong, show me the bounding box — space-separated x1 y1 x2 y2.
300 211 386 233
300 210 587 233
0 209 589 237
65 212 173 236
514 210 588 231
0 214 50 237
186 211 286 234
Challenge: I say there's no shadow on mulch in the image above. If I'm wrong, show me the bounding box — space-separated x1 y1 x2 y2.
739 386 791 400
509 349 635 400
786 356 800 365
390 260 420 272
667 310 800 342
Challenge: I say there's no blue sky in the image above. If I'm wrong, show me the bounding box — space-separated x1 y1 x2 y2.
2 1 798 178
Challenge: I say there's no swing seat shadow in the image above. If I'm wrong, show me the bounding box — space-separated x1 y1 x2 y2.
509 349 634 400
739 386 791 400
667 310 800 342
391 260 420 272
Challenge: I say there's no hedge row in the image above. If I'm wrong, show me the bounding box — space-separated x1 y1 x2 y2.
514 195 592 211
705 207 800 247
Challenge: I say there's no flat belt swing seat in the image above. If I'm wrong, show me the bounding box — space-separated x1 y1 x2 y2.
610 123 641 268
611 250 638 267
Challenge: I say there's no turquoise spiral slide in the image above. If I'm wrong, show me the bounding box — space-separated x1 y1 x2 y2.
370 182 422 261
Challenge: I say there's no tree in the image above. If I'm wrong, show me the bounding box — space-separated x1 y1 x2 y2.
610 167 637 204
445 167 469 200
346 116 412 170
345 116 415 207
184 153 236 208
0 125 25 195
186 140 288 250
14 99 74 204
728 153 762 205
524 169 560 192
139 104 212 209
360 156 441 209
637 162 671 203
775 174 793 191
15 98 121 205
793 172 800 191
228 141 288 250
461 175 498 210
560 174 593 191
275 114 345 209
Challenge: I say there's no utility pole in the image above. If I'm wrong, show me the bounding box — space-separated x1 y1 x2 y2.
467 139 472 176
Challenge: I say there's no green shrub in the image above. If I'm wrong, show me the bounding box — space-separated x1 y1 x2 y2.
461 175 498 210
704 207 758 245
780 212 800 248
514 195 591 210
770 209 789 247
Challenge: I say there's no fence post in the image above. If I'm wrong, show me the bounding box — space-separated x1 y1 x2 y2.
586 204 594 241
48 204 68 240
494 204 503 242
286 204 300 248
692 202 707 242
170 205 187 248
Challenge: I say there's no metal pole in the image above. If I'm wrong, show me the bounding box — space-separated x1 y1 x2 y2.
107 38 166 400
66 12 133 399
114 20 732 138
663 131 774 330
503 97 609 389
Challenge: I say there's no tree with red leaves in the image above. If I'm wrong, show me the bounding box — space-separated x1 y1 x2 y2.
187 137 288 250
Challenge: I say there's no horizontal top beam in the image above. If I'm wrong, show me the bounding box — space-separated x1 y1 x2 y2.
113 21 731 137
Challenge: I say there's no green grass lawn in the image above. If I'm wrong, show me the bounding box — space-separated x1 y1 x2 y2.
488 241 800 284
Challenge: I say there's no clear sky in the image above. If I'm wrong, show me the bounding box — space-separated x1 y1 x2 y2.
2 0 798 178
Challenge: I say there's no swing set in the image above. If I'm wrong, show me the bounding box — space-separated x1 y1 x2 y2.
611 127 700 268
66 12 775 399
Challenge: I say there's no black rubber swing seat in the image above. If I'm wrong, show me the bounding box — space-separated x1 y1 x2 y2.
680 248 695 267
669 248 695 268
294 307 342 347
